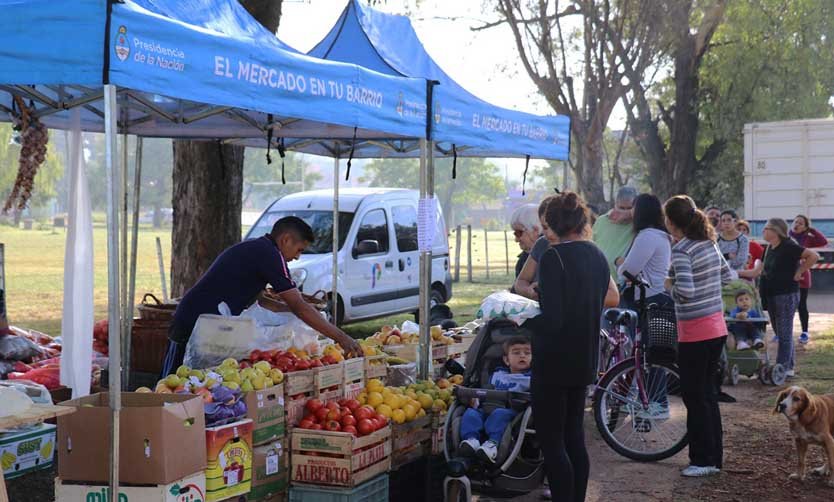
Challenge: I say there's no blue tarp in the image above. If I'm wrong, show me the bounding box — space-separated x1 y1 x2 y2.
0 0 427 149
308 0 571 160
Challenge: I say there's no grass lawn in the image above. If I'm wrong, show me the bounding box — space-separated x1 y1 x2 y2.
1 223 515 337
794 325 834 395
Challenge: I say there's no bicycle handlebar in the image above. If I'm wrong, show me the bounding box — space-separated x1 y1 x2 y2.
622 271 650 290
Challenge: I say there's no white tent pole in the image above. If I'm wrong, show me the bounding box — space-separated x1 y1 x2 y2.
125 136 143 383
103 84 122 502
332 156 339 324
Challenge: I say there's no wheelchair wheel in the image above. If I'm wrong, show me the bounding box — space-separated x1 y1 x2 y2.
725 364 740 386
593 358 688 462
770 363 787 386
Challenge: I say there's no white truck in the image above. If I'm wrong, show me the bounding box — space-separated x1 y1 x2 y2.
744 119 834 290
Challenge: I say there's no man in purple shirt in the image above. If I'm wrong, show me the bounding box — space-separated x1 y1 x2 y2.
160 217 361 376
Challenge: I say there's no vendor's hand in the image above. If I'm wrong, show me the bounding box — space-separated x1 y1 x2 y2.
338 335 362 358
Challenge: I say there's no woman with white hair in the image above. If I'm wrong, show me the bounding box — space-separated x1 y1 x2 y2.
510 203 542 279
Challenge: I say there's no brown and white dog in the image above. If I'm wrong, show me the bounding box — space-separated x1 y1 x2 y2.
774 386 834 487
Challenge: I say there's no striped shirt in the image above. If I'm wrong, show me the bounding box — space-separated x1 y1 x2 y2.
668 237 736 321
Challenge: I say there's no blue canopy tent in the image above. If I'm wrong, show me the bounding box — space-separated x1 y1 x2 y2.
304 0 572 378
0 0 429 496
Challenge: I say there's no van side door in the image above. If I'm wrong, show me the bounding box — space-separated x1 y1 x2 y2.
391 203 421 310
344 206 399 319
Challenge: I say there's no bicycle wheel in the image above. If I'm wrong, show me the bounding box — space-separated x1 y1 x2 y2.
593 358 688 462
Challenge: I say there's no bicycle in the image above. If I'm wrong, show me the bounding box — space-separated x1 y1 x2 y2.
592 271 688 462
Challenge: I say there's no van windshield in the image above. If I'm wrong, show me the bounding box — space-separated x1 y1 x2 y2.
247 210 355 254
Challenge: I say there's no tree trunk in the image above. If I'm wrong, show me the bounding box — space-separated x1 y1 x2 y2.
169 0 282 297
575 132 607 211
171 142 244 297
664 34 700 200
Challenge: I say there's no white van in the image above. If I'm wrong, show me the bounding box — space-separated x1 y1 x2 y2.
245 188 452 324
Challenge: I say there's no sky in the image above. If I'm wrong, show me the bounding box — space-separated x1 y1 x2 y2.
276 0 626 184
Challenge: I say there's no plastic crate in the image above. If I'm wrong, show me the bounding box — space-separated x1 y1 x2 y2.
289 474 388 502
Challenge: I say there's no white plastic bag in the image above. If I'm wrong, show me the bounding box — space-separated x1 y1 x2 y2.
476 291 541 325
400 320 420 336
184 313 293 369
240 303 295 327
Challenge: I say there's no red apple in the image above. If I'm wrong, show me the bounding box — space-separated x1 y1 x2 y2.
357 419 374 436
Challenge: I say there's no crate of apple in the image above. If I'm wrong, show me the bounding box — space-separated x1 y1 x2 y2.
245 349 341 373
297 398 389 437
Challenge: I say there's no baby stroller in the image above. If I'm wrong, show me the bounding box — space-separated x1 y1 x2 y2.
720 280 785 386
442 318 545 501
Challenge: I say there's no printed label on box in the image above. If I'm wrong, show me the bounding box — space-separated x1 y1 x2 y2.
266 450 279 476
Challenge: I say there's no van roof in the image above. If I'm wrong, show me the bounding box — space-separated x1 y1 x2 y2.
272 188 416 212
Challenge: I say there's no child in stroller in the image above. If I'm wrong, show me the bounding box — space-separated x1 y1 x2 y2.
459 336 532 463
443 320 544 500
728 290 765 350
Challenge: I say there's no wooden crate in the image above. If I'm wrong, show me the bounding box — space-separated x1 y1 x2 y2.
430 412 447 456
383 344 448 363
315 363 344 392
284 369 315 396
390 441 428 470
343 379 365 400
364 355 388 380
290 426 391 488
390 416 431 470
317 386 343 405
343 358 365 383
285 391 314 428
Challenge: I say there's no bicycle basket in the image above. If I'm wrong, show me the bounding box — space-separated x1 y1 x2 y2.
641 303 678 364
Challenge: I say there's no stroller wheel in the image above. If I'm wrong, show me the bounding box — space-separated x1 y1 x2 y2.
770 364 787 386
444 476 471 502
758 366 771 385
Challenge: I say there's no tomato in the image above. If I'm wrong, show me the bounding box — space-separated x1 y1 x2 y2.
324 420 342 432
337 399 348 407
299 419 314 429
374 413 388 426
341 415 357 427
305 399 323 415
295 360 312 371
354 407 372 421
314 407 330 423
357 419 374 436
325 402 340 411
344 399 361 412
340 407 353 418
326 409 341 422
342 425 358 436
310 359 323 368
310 423 322 430
321 355 336 365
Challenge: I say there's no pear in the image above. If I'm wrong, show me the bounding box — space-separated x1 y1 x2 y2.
270 369 284 384
253 361 272 374
240 379 255 393
164 374 181 389
221 358 239 369
175 365 191 379
251 374 267 390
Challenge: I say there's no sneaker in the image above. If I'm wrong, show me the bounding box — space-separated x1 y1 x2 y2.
635 402 670 420
459 438 480 457
540 488 552 500
681 465 720 477
799 332 809 344
477 439 498 463
753 338 765 350
736 340 751 350
786 370 796 378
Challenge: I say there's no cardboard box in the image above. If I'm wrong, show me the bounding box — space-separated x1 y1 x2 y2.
57 393 206 485
0 423 56 479
248 439 289 502
291 426 391 488
245 384 286 446
205 419 253 502
54 471 206 502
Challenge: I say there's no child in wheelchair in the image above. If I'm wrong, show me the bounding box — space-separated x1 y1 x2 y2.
728 291 765 350
459 336 531 463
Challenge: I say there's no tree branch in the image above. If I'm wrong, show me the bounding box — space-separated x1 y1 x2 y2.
471 4 578 31
693 0 728 65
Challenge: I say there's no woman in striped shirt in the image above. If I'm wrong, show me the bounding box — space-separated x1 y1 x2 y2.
663 195 736 478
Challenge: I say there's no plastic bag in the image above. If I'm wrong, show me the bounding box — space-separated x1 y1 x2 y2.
401 320 419 336
184 313 296 369
0 333 44 362
240 303 295 327
476 291 541 325
0 380 52 404
386 363 417 387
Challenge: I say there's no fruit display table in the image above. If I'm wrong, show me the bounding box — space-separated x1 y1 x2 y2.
0 404 75 502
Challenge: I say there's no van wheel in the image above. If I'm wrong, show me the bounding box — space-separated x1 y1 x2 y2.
414 287 446 323
325 294 345 326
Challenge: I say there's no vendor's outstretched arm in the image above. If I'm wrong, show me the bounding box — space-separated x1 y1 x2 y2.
279 288 362 357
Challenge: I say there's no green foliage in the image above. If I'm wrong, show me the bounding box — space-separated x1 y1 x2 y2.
691 0 834 207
